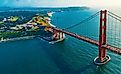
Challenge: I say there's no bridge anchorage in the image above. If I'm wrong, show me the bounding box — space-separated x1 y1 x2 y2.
94 10 111 65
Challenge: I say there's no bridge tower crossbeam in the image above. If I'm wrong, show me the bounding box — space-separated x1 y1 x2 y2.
94 10 111 65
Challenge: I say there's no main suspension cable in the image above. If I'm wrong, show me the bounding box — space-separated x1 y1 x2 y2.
63 11 100 30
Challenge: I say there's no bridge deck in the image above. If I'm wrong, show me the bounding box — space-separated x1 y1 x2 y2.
54 28 121 55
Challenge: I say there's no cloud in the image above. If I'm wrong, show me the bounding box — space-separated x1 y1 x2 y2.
0 0 121 8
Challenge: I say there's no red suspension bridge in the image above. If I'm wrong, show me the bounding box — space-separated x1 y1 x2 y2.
50 10 121 65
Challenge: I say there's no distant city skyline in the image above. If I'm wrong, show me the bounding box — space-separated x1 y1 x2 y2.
0 0 121 8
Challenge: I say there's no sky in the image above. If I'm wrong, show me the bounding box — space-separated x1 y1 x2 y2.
0 0 121 8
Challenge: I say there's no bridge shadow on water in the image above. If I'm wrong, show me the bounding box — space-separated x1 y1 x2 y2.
39 40 102 74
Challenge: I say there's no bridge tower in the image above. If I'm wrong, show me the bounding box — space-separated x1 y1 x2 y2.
94 10 111 65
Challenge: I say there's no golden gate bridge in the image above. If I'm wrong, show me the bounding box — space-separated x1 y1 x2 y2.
48 10 121 65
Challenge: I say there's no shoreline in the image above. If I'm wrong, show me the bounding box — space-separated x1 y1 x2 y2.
0 11 64 43
0 36 36 43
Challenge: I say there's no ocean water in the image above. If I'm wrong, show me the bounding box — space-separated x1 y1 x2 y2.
0 9 121 74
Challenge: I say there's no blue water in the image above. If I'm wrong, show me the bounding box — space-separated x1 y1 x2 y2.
0 9 121 74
